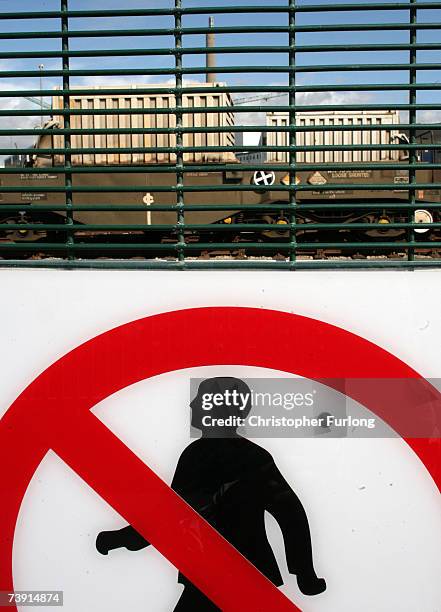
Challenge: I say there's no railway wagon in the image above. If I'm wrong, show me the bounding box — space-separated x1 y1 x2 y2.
0 88 439 243
261 110 440 238
1 84 263 242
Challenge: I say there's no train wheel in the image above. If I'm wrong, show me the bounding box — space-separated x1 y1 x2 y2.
0 216 46 242
355 214 406 240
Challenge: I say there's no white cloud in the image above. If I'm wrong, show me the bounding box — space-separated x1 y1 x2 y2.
0 83 48 166
233 89 374 127
73 74 160 88
418 110 441 124
296 90 374 107
72 75 208 88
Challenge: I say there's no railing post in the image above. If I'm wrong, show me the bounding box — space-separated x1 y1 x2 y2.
61 0 74 259
408 0 417 261
174 0 185 263
289 0 297 265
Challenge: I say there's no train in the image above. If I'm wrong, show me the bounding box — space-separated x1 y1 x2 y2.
0 85 440 249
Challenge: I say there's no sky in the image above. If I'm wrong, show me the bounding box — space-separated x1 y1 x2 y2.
0 0 440 161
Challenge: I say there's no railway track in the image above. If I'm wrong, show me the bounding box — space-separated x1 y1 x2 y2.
1 225 440 262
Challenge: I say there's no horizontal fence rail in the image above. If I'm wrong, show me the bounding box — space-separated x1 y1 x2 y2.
2 3 441 18
0 0 440 269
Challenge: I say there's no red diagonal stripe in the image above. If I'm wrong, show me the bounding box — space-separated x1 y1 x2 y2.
49 410 298 612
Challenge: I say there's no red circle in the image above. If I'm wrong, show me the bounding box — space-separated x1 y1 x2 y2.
0 307 439 612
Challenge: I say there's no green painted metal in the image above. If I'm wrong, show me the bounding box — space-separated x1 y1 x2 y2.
2 23 441 40
0 0 440 269
1 84 441 100
1 259 439 271
2 42 441 61
0 3 441 20
1 240 440 253
1 183 440 193
1 3 441 20
1 202 439 213
2 162 441 173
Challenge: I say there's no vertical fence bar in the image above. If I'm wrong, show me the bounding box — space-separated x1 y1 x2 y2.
174 0 185 263
408 0 417 261
61 0 74 260
289 0 297 264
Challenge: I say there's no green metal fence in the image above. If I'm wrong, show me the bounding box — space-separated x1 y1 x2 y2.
0 0 441 269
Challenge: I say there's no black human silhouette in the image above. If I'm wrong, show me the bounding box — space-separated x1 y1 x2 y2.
96 377 326 611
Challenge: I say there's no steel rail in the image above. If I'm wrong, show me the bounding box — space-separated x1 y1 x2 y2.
2 63 441 79
2 260 440 271
1 3 441 19
2 104 440 118
2 41 441 60
2 82 441 99
3 162 441 173
1 241 440 252
1 183 440 193
0 23 440 41
1 202 440 212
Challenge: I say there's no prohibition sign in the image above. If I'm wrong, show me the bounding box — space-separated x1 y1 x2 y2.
0 307 440 612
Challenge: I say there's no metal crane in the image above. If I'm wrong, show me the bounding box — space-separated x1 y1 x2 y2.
24 91 281 110
23 96 51 110
233 93 287 105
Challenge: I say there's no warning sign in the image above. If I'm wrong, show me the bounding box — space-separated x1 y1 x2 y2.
0 272 440 612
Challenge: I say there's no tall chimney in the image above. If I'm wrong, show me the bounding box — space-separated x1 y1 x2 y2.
206 16 216 84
